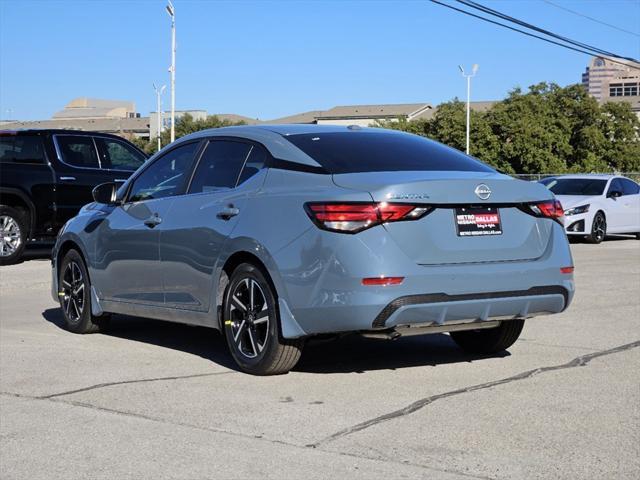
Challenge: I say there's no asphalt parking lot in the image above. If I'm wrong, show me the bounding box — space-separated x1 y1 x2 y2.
1 239 639 480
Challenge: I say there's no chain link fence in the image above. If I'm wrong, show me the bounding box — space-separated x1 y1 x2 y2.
512 173 640 183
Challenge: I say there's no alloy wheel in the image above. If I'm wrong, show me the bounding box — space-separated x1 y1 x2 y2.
593 214 606 242
228 278 270 359
0 215 22 257
61 261 85 323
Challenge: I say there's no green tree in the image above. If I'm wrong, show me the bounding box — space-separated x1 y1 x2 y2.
426 100 508 172
599 101 640 172
486 83 573 174
379 101 508 172
378 82 640 174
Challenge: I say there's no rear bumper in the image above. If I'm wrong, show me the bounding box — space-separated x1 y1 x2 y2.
273 221 574 338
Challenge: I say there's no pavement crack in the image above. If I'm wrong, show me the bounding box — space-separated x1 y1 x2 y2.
38 370 235 399
310 340 640 448
0 391 483 478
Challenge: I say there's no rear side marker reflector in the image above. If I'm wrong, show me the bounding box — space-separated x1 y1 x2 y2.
305 202 432 233
560 267 574 274
362 277 404 286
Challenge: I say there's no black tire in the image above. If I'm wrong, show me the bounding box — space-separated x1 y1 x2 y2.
450 319 524 354
586 211 606 244
0 205 28 266
58 249 109 334
635 233 640 240
223 263 303 375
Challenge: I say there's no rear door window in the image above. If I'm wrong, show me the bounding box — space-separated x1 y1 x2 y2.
284 131 494 174
188 140 252 194
0 135 46 164
620 178 640 195
95 137 146 171
56 135 100 169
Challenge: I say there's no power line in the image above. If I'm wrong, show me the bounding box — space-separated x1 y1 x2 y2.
541 0 640 38
455 0 638 63
428 0 640 71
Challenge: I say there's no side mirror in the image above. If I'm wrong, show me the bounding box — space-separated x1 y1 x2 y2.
608 190 622 199
92 182 118 205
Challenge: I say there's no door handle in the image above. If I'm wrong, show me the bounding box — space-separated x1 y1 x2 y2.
59 176 76 181
217 205 240 220
144 213 162 228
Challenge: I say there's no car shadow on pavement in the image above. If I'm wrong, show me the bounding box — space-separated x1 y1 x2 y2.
43 307 508 374
295 333 509 374
569 234 637 244
14 247 53 263
42 308 238 370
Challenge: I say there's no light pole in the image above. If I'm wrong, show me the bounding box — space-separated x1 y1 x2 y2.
153 83 166 152
458 64 478 155
166 0 176 143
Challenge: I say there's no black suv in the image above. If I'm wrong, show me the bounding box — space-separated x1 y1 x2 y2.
0 129 147 265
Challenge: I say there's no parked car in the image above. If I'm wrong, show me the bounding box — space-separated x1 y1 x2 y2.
0 129 147 264
52 125 574 375
539 174 640 243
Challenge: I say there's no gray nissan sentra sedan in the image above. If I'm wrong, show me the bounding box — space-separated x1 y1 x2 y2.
51 125 574 375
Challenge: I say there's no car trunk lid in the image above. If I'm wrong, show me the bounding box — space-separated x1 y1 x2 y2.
332 171 556 265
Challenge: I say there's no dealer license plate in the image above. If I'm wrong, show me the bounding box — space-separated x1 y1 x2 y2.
455 207 502 236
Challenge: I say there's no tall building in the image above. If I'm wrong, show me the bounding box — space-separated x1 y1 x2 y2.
582 57 640 114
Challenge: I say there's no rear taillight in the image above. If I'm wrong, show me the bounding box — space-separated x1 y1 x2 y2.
305 202 431 233
524 200 565 224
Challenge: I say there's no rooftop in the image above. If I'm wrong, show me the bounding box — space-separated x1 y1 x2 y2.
52 97 136 119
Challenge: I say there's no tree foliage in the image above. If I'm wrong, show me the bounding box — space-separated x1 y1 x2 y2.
380 82 640 174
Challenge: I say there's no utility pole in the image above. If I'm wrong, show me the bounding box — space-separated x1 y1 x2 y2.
153 83 166 152
458 64 478 155
166 1 176 143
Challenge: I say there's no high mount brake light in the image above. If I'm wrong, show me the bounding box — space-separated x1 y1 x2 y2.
305 202 432 233
524 200 565 224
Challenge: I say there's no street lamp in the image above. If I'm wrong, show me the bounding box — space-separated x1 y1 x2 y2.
153 83 166 152
166 0 176 143
458 63 478 155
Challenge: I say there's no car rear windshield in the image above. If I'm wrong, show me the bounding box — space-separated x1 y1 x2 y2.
541 178 607 196
283 131 495 174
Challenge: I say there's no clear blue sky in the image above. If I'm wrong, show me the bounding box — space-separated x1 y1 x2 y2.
1 0 638 121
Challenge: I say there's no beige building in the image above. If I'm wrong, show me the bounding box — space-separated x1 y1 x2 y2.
582 56 640 114
2 97 149 140
53 97 139 119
